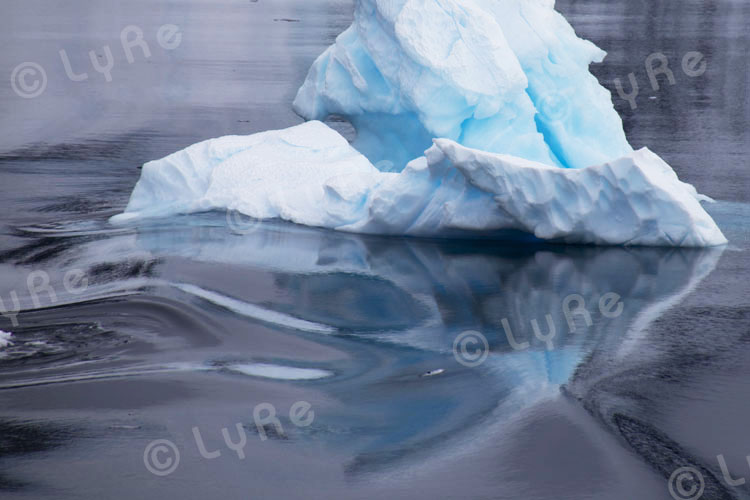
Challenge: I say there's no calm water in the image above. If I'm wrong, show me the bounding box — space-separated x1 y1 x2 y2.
0 0 748 499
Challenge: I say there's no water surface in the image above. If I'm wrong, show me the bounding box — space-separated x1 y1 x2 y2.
0 0 748 499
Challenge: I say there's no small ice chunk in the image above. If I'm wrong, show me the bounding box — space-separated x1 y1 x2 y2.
0 330 12 348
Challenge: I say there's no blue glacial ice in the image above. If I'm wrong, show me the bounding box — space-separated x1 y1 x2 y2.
293 0 633 171
112 0 727 247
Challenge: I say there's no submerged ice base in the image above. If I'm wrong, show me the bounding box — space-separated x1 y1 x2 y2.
113 121 726 247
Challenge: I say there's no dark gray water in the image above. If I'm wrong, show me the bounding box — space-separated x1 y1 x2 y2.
0 1 748 499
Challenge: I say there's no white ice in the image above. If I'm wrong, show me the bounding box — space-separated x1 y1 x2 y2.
0 330 12 348
113 0 728 247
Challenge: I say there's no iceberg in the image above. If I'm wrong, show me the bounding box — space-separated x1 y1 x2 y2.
113 121 725 246
112 0 728 247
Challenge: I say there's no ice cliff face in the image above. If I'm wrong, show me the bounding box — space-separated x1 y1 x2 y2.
113 0 727 247
293 0 633 171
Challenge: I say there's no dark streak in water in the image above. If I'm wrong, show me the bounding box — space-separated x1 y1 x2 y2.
0 235 104 266
0 419 77 491
614 414 737 500
0 131 162 165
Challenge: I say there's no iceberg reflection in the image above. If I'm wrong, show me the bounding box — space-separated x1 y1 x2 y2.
127 215 722 472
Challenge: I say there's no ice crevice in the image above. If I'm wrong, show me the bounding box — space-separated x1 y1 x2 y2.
112 0 727 247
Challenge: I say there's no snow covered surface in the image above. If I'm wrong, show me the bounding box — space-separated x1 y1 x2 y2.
112 0 728 247
112 121 380 228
